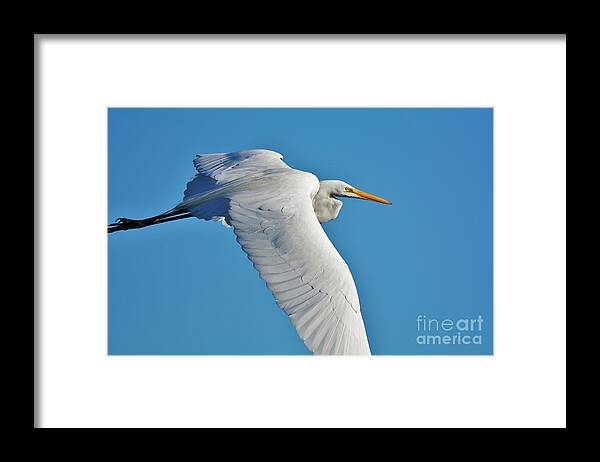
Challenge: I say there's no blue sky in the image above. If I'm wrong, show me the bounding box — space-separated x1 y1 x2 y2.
108 108 493 355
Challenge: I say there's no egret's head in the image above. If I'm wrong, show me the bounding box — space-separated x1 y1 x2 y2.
314 180 391 223
323 180 392 205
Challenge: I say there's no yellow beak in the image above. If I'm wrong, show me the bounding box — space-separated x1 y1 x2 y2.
349 188 392 205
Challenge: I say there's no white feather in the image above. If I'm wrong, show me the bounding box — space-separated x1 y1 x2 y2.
177 149 372 355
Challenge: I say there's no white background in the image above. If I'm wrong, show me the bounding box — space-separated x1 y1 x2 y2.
36 36 566 428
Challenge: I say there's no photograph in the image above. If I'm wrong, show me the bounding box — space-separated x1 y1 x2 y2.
107 108 493 356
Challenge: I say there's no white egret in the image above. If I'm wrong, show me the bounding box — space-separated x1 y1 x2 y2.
108 150 392 355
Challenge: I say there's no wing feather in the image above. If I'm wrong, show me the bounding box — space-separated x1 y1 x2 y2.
225 168 371 355
180 150 371 355
179 150 290 225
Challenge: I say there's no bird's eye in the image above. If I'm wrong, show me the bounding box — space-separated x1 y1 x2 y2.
344 187 352 192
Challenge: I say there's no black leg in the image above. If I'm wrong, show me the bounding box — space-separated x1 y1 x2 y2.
108 210 193 233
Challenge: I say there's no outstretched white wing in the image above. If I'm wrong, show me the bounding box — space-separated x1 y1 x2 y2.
177 149 290 225
182 150 371 355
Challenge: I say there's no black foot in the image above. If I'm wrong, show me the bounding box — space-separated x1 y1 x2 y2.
116 217 140 226
108 217 153 233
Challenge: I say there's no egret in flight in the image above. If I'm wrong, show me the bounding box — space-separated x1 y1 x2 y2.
108 150 391 355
